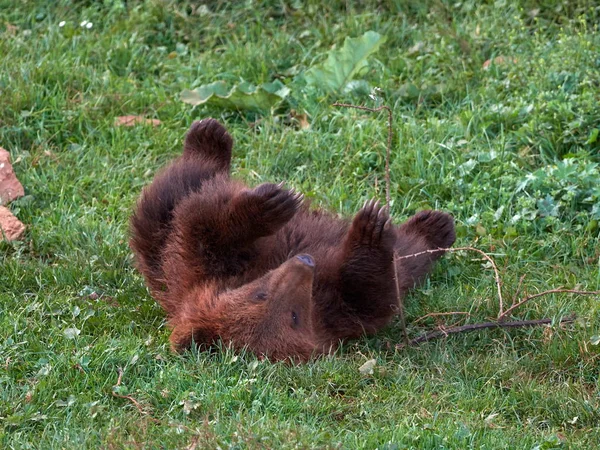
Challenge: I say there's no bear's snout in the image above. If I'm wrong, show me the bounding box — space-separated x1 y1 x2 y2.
296 254 315 267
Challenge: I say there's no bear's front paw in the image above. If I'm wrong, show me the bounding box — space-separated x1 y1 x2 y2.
349 199 395 248
239 182 304 231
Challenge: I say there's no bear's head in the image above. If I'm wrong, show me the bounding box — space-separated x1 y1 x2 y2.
170 254 319 361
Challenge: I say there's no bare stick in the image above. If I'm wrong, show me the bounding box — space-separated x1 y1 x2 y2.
395 246 505 316
187 436 200 450
395 246 597 343
112 368 199 434
332 102 410 345
512 274 527 306
498 289 600 321
405 315 576 346
412 311 470 325
112 367 159 422
392 258 410 344
332 103 392 206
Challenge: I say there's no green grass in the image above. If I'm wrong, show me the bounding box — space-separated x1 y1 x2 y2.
1 0 599 448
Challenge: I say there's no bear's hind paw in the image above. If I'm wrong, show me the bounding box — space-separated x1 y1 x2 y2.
183 118 233 169
403 210 456 250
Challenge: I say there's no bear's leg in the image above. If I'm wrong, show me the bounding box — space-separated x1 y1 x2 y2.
167 179 304 279
130 156 225 293
339 200 398 317
183 119 233 172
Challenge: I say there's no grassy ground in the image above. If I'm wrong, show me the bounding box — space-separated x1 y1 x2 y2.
1 0 599 448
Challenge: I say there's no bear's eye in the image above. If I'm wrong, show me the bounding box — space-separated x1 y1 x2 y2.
254 291 267 301
291 311 299 327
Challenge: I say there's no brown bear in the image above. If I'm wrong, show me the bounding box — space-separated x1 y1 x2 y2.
130 119 455 361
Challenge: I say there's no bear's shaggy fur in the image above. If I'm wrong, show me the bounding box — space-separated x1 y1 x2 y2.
130 119 456 360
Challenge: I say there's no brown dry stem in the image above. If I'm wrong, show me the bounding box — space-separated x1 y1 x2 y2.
498 288 600 321
404 315 577 346
399 247 598 345
112 368 199 435
112 368 158 421
396 246 505 316
332 102 410 344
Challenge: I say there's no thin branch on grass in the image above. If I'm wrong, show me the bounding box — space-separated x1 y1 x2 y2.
112 367 160 422
405 315 577 346
187 435 200 450
412 311 470 325
498 289 600 321
512 274 527 306
395 246 505 316
112 367 200 437
400 247 598 344
332 102 410 345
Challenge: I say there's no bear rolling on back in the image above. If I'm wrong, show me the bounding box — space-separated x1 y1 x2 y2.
130 119 456 361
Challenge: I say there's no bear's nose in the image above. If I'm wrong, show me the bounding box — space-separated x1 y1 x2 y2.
296 254 315 267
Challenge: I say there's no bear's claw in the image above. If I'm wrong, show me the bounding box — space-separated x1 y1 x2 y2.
350 199 395 248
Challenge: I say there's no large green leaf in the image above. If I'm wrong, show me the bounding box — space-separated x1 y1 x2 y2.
304 31 387 93
180 80 290 112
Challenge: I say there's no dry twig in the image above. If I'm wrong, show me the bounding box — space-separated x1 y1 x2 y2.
405 315 577 346
512 274 527 306
187 435 200 450
112 368 201 437
395 246 505 316
397 247 598 340
412 311 470 325
112 367 159 422
498 289 600 321
402 248 598 344
332 102 410 345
